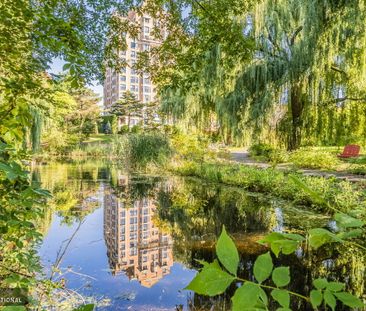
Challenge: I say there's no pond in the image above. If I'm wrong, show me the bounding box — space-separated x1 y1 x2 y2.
34 161 365 310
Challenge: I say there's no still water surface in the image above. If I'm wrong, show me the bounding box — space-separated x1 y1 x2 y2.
34 161 365 310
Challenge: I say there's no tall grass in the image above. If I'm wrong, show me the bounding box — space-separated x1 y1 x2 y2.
112 133 172 170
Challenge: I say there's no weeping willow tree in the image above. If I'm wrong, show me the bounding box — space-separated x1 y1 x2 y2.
223 0 366 149
155 0 366 149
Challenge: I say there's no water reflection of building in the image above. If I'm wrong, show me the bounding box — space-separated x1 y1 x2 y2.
103 177 173 288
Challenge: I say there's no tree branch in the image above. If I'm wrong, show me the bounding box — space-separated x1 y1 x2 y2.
331 96 366 104
331 65 348 77
290 26 303 46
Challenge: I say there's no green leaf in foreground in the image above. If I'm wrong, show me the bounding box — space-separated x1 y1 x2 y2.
334 291 365 308
313 278 328 290
185 260 235 296
73 304 95 311
216 225 239 275
271 289 290 308
259 232 302 257
272 267 290 287
326 282 345 292
310 289 323 308
324 289 336 311
253 252 273 283
231 282 261 311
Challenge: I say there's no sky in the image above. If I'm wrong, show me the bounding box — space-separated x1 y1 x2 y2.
49 57 104 102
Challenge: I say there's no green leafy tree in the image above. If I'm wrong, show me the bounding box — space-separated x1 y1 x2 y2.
110 91 144 129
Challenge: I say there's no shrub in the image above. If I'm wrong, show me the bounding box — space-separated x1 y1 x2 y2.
289 149 339 170
170 132 215 162
249 143 288 163
249 143 275 158
118 125 129 134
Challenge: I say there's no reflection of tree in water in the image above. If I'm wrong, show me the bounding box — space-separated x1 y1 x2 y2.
32 163 365 310
33 161 105 228
155 177 366 311
156 177 274 255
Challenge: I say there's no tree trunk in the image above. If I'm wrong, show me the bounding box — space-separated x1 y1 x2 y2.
288 84 305 150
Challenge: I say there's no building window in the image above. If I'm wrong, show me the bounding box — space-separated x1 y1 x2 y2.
131 41 136 49
120 84 126 91
144 26 150 34
143 86 151 93
131 51 136 58
120 76 126 82
130 85 138 92
130 76 138 84
143 44 150 51
144 17 150 24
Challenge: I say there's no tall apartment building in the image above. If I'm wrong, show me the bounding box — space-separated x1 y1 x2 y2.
103 176 173 288
104 10 164 127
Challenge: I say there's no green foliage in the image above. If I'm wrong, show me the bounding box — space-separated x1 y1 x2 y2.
249 143 276 158
186 226 364 311
0 143 53 306
99 115 117 134
259 232 304 257
170 132 215 163
253 252 273 283
216 226 239 275
272 267 290 287
231 282 267 310
147 0 366 149
289 149 340 170
174 161 366 214
185 260 235 296
73 304 95 311
112 133 172 170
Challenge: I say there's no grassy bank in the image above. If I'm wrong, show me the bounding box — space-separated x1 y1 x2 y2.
247 144 366 174
171 160 366 216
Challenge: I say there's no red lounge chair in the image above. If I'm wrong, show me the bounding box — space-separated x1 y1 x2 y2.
337 144 360 158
